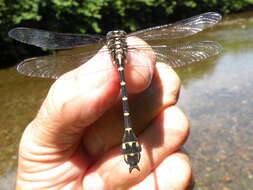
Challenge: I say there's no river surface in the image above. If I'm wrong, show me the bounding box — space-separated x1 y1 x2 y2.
0 11 253 189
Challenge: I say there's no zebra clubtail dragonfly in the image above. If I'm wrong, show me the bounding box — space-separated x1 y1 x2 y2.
9 12 222 173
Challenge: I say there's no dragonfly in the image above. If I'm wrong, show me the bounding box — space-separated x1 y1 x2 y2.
9 12 222 173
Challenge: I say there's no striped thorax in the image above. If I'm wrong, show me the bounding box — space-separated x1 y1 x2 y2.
106 30 128 66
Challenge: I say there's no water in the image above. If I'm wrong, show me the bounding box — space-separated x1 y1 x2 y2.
177 12 253 189
1 11 253 189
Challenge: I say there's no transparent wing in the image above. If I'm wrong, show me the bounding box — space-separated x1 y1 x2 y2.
127 41 222 68
154 41 222 67
17 40 221 79
16 49 108 79
128 12 221 41
8 27 106 49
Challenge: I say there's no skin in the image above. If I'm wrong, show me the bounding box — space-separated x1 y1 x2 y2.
16 37 192 190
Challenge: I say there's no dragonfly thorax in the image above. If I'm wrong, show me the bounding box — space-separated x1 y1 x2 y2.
106 30 128 63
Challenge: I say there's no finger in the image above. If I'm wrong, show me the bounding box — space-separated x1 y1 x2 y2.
130 152 192 190
125 36 156 93
82 62 181 156
20 37 155 152
82 106 190 189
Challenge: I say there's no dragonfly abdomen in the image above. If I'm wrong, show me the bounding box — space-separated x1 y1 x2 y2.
106 30 142 172
117 58 142 173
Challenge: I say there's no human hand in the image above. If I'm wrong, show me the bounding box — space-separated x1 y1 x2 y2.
16 37 191 190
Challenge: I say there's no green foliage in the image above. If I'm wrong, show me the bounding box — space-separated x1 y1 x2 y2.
0 0 40 25
202 0 253 13
1 0 253 67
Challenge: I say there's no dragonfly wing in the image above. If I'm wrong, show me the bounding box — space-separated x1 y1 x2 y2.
17 50 105 79
151 41 222 68
8 27 106 49
128 12 221 41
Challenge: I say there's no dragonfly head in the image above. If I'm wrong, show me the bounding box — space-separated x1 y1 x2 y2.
106 30 127 40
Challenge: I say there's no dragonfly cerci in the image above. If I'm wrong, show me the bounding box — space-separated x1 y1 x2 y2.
9 12 222 173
